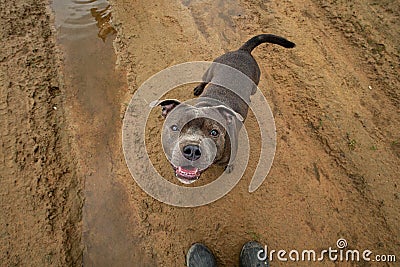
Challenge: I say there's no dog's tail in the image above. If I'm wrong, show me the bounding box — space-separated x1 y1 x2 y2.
239 34 295 53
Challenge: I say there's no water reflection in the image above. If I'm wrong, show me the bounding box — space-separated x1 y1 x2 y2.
52 0 115 41
90 5 116 41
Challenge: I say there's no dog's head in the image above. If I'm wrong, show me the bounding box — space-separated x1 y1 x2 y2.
151 99 243 184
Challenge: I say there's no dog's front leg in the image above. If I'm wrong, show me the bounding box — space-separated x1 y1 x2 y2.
194 82 207 96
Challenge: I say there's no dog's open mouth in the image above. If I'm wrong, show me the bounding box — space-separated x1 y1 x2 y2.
174 166 201 184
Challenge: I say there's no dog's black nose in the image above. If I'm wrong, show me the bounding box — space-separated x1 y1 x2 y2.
182 145 201 161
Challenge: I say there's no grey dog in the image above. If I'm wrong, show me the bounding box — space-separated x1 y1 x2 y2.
152 34 295 184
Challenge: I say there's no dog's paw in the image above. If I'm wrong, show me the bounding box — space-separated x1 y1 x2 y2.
225 164 234 174
193 83 205 96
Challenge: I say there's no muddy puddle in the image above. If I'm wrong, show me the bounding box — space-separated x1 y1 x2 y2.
51 0 151 265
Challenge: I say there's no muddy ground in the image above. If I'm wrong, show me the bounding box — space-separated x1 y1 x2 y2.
0 0 82 265
0 0 399 266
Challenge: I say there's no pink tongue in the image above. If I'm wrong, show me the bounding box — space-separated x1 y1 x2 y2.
177 166 199 178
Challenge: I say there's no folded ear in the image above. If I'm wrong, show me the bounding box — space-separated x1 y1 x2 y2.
214 105 244 124
149 99 181 118
214 105 243 166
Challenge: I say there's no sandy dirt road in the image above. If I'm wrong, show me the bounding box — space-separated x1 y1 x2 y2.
0 0 399 266
0 0 82 265
111 0 400 266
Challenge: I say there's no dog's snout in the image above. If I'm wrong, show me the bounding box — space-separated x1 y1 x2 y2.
182 145 201 161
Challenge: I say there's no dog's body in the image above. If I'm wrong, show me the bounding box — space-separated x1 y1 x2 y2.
154 34 295 184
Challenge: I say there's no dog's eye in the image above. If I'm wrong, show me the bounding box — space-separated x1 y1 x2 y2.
171 125 179 131
210 129 219 137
